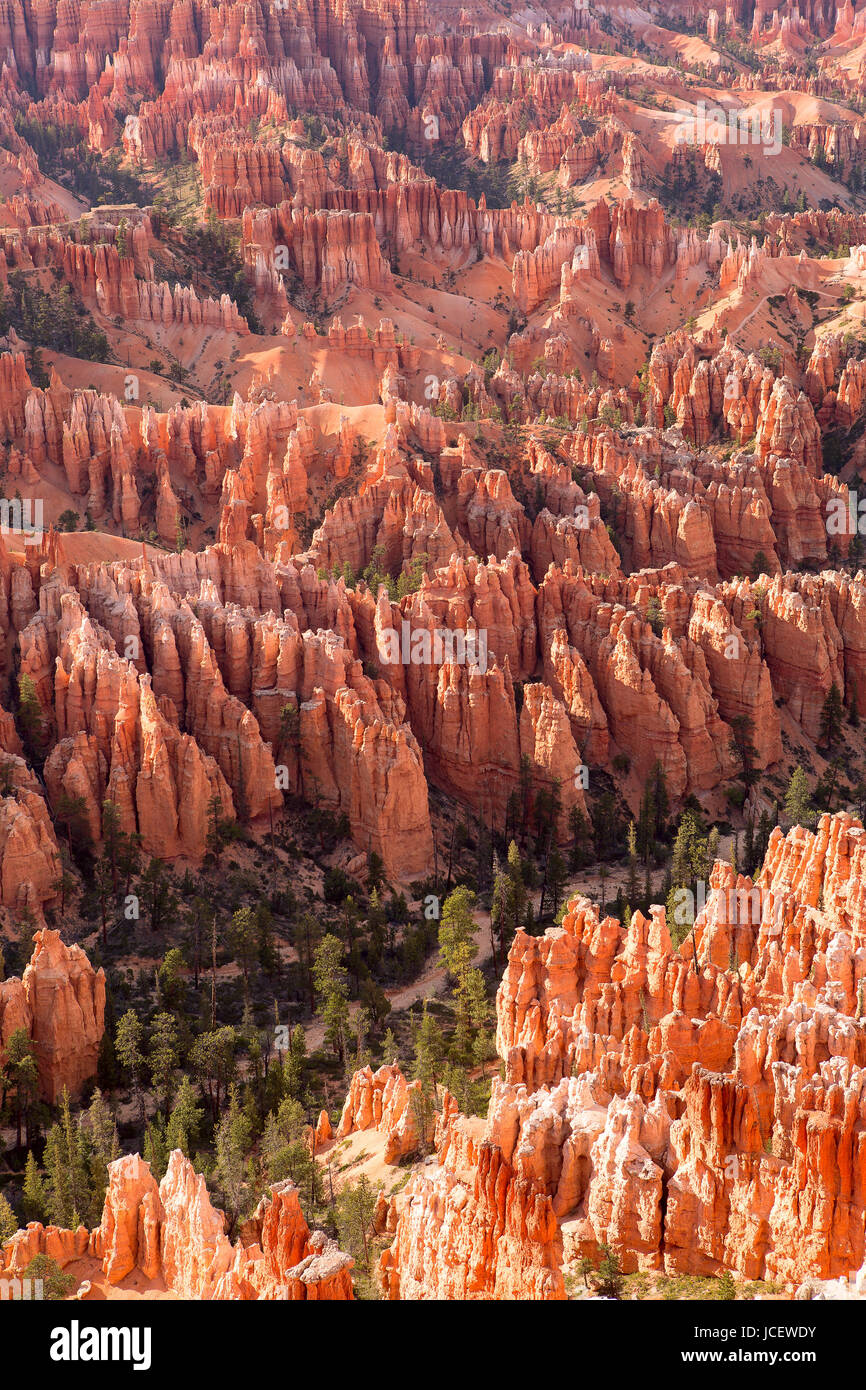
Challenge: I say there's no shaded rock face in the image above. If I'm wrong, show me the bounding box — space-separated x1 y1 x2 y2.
0 1149 354 1301
0 929 105 1103
375 814 866 1297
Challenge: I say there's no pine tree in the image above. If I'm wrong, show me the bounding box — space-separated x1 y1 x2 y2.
282 1024 307 1099
729 714 759 788
101 798 122 892
567 805 588 870
230 906 258 995
819 682 844 748
115 1009 146 1133
43 1089 91 1229
22 1150 47 1223
756 808 774 868
651 761 670 838
335 1175 378 1271
626 820 638 907
190 1026 237 1123
144 1118 168 1180
784 765 813 827
413 1002 445 1096
744 816 755 876
548 847 568 917
215 1085 252 1236
166 1074 203 1158
0 1190 17 1243
312 935 350 1064
16 672 45 762
80 1088 119 1224
158 948 187 1013
1 1027 38 1149
438 886 478 980
505 841 527 939
637 779 655 864
596 1242 624 1298
380 1026 399 1064
148 1012 179 1114
707 826 720 873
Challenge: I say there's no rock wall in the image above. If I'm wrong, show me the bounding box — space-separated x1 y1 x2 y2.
0 1149 354 1300
0 930 105 1103
376 814 866 1295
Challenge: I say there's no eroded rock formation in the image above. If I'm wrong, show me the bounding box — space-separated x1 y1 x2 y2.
375 814 866 1296
0 930 105 1103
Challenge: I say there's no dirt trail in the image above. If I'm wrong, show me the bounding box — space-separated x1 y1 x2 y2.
302 840 742 1052
302 909 493 1051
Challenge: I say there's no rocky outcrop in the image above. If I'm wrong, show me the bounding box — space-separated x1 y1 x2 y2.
374 814 866 1295
1 1149 354 1300
337 1063 422 1162
0 930 105 1103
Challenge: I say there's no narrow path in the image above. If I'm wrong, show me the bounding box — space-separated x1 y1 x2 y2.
302 837 746 1052
302 909 493 1051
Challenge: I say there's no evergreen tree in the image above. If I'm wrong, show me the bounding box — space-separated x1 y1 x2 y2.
148 1012 179 1114
144 1118 168 1181
101 798 122 892
650 761 670 838
54 790 90 854
785 765 813 828
43 1089 90 1229
819 682 844 749
626 820 638 907
744 816 755 875
413 1002 445 1095
707 826 720 872
190 1026 237 1123
158 948 187 1013
22 1253 75 1300
729 714 759 788
0 1027 38 1149
166 1074 203 1158
312 935 350 1064
115 1009 146 1132
229 906 258 995
80 1089 119 1224
16 672 45 762
282 1024 307 1100
335 1175 378 1271
596 1243 624 1298
215 1085 252 1236
21 1150 47 1223
0 1191 17 1243
139 857 176 933
438 886 478 980
567 804 589 870
755 809 774 873
548 847 568 917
